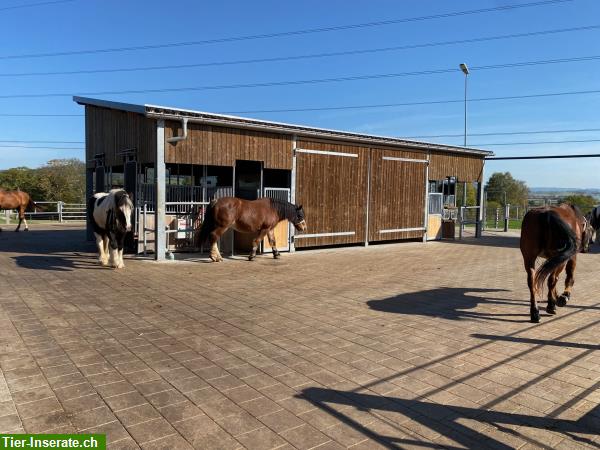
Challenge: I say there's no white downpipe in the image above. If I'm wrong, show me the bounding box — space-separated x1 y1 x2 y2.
166 118 189 144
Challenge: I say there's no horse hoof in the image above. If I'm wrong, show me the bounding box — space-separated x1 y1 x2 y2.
546 306 557 315
557 295 569 307
531 315 540 323
248 256 255 261
24 228 29 232
273 253 281 259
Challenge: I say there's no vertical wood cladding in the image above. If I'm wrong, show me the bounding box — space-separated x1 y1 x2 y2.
429 152 483 182
164 121 292 169
368 148 427 241
294 140 369 248
85 106 156 168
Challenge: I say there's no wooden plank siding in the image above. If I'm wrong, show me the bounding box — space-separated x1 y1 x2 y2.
429 152 484 182
85 106 156 168
164 121 292 169
368 148 427 241
294 140 369 248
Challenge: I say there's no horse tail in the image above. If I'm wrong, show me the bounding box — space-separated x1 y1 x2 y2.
534 210 577 294
199 200 218 244
27 199 45 212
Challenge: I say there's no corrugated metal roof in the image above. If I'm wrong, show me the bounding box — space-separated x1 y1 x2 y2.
74 96 493 157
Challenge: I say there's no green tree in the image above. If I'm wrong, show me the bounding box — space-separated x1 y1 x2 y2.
37 159 86 203
561 194 597 214
0 167 43 199
456 182 477 207
0 159 85 203
485 172 529 207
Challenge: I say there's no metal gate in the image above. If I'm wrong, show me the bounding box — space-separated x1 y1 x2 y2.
263 187 291 252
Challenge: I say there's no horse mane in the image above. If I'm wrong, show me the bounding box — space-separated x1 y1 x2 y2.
269 198 297 222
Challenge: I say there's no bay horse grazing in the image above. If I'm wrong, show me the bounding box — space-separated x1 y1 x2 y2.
520 203 592 323
88 189 133 269
199 197 306 262
0 189 43 232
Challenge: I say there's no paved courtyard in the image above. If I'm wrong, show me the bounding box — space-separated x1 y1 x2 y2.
0 224 599 449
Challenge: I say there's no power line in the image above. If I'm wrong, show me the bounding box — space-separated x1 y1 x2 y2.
0 139 83 144
487 153 600 160
476 138 600 146
0 0 574 60
0 0 76 12
224 89 600 114
3 55 600 99
1 129 600 144
2 24 598 77
0 145 84 149
0 113 83 117
406 127 600 139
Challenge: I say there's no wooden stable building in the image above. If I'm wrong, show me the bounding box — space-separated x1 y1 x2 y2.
75 96 493 260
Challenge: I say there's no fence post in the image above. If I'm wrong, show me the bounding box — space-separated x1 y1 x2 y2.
459 207 463 240
4 210 9 225
495 208 499 229
58 202 63 223
504 204 510 232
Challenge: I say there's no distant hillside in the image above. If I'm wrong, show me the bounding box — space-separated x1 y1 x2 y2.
529 187 600 200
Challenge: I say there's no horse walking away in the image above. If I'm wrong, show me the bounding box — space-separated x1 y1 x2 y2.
520 203 592 323
0 189 43 232
88 189 133 269
199 197 306 262
587 205 600 245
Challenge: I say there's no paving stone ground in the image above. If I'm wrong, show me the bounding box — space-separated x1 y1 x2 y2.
0 223 599 449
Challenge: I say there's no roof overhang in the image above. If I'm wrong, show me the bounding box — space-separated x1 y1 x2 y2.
74 96 494 157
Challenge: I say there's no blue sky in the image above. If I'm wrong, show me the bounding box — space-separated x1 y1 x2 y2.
0 0 599 188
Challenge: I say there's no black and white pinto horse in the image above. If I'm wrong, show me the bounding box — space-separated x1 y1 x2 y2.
587 205 600 246
88 189 133 269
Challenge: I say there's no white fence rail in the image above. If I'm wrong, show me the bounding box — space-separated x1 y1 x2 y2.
2 201 86 224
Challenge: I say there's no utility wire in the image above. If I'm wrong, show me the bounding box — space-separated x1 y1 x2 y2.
0 139 83 144
4 139 600 151
0 113 83 117
0 145 84 149
224 89 600 114
3 128 600 143
1 24 598 77
3 55 600 99
406 127 600 139
0 0 76 12
0 0 574 60
476 138 600 146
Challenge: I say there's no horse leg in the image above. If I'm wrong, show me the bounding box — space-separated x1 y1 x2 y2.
267 229 280 259
15 208 23 232
546 265 563 315
209 227 227 262
558 256 576 307
95 233 108 266
21 209 29 231
525 257 539 323
249 229 269 261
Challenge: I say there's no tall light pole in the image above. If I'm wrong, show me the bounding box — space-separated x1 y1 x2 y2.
459 63 469 147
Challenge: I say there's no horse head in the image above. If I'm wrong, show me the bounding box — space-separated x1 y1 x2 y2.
114 190 134 232
293 205 306 232
582 213 593 252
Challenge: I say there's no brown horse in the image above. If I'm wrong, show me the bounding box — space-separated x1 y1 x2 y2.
520 203 592 323
199 197 306 262
0 189 42 232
